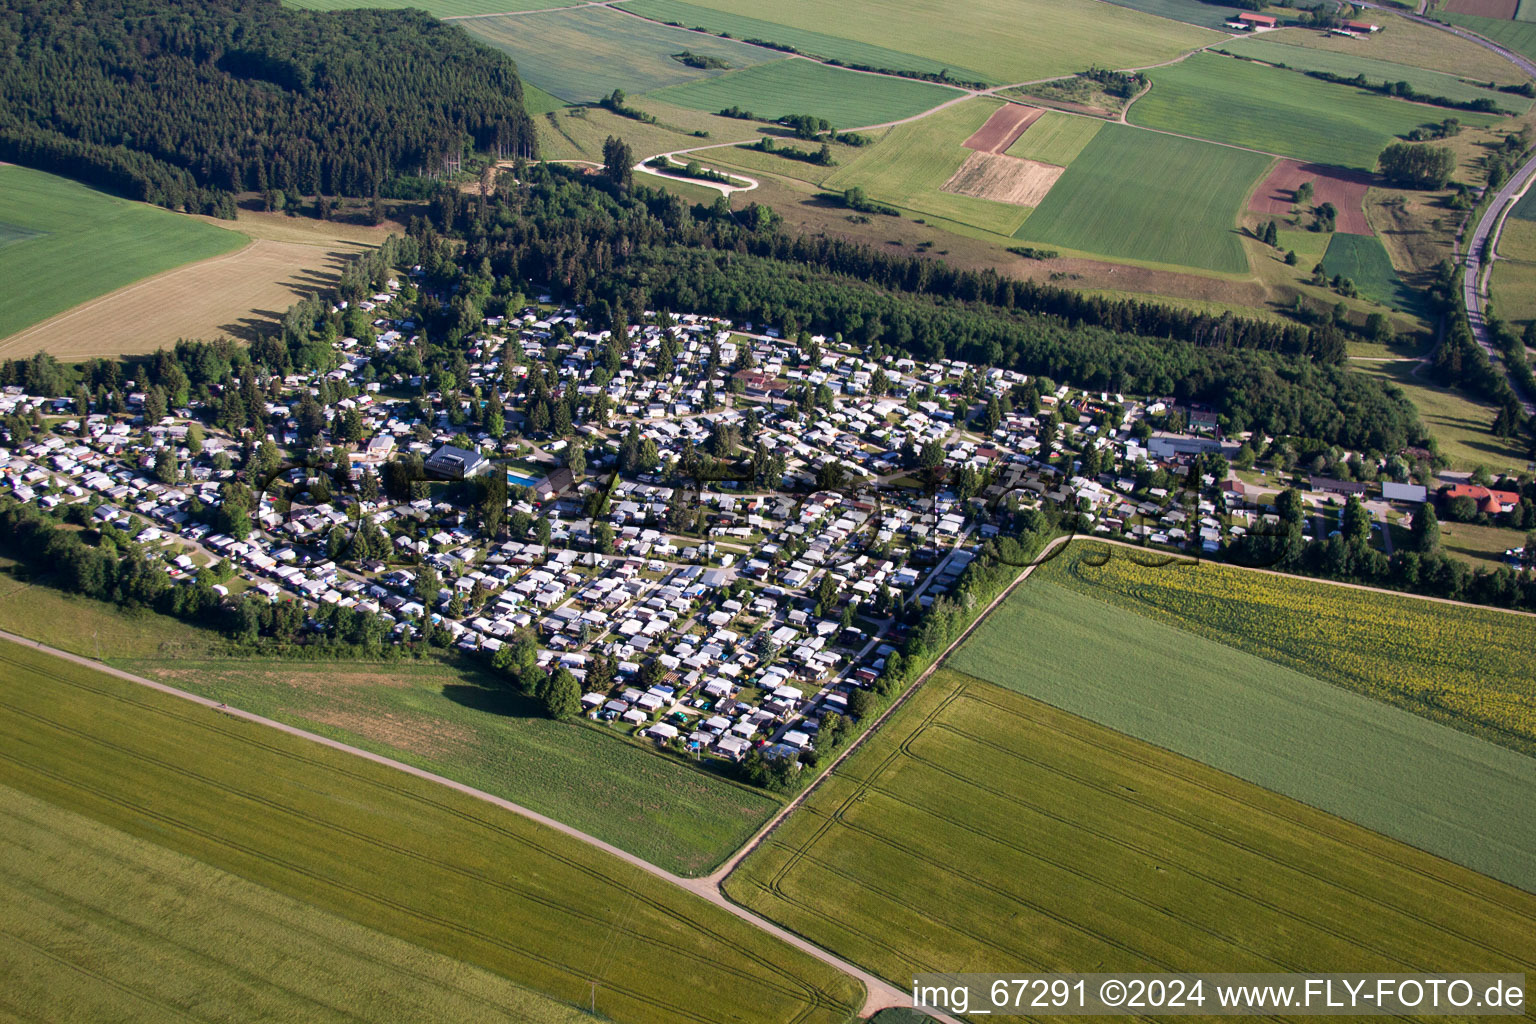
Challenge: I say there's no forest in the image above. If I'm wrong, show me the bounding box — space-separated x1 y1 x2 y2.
0 0 536 214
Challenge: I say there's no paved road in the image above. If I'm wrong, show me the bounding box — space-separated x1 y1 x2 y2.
0 627 953 1022
1463 148 1536 417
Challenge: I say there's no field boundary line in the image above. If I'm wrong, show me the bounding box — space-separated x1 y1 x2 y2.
0 630 933 1021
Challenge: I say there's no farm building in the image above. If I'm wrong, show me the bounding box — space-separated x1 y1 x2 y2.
1230 12 1278 30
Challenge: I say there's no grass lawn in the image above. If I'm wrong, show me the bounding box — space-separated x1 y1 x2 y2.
820 98 1030 234
1256 15 1527 85
644 58 965 131
1438 519 1532 568
1355 360 1530 475
0 783 594 1024
1128 53 1499 170
0 569 779 876
1216 36 1529 113
1320 231 1422 313
1003 110 1103 167
725 668 1536 993
618 0 1219 86
0 165 246 341
460 7 776 105
946 554 1536 891
0 640 863 1024
1014 123 1273 274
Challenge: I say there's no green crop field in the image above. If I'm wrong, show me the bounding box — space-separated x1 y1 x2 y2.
460 7 776 105
1014 124 1272 273
0 165 245 341
1513 183 1536 220
949 546 1536 890
1440 10 1536 61
644 58 964 131
819 98 1030 234
1128 53 1500 170
1320 232 1421 313
0 570 778 876
521 82 569 116
1491 258 1536 325
283 0 569 13
1003 110 1103 167
1522 0 1536 21
0 783 594 1024
725 668 1536 993
0 640 863 1024
1216 36 1529 113
618 0 1219 86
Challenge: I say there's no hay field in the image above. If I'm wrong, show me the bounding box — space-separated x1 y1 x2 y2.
1004 110 1104 167
949 547 1536 890
284 0 569 13
1015 123 1272 274
940 152 1062 206
725 668 1536 991
0 783 594 1024
0 210 396 360
0 165 245 345
618 0 1219 85
1129 54 1500 169
644 58 964 130
822 98 1031 234
461 7 776 105
0 639 863 1024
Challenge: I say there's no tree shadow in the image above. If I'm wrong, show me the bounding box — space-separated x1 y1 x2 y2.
441 681 546 719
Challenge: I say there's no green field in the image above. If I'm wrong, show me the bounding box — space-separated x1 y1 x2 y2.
1216 36 1529 113
0 783 595 1023
521 81 569 116
1014 124 1272 273
1356 360 1531 476
1440 10 1536 61
1512 182 1536 220
819 98 1030 234
1522 0 1536 22
1003 110 1104 167
1260 17 1528 85
948 547 1536 890
1098 0 1252 28
1320 231 1422 313
284 0 569 13
0 165 245 342
1491 257 1536 325
461 7 776 105
725 668 1536 991
644 58 964 131
1129 53 1499 170
0 569 778 876
0 640 863 1024
618 0 1219 86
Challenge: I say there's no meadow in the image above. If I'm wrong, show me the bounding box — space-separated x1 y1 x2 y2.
1096 0 1251 29
618 0 1218 85
1490 258 1536 324
0 568 779 876
820 99 1031 234
1014 124 1272 274
0 165 245 342
533 99 765 166
0 640 864 1024
461 7 776 105
1216 36 1529 112
644 58 965 131
948 548 1536 891
1320 232 1421 313
0 783 595 1023
1003 110 1104 167
1128 54 1499 170
1262 16 1527 84
1355 360 1530 475
725 669 1536 991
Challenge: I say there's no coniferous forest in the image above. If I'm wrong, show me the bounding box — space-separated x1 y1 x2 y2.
0 0 536 215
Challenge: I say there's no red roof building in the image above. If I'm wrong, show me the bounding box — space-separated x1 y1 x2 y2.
1439 483 1520 515
1238 12 1278 27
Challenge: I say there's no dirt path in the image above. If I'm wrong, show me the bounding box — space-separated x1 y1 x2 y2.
0 627 952 1022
